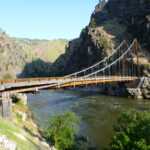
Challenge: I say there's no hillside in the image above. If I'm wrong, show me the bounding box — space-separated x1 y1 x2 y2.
0 30 27 79
14 38 68 63
53 0 150 76
0 98 53 150
0 30 68 79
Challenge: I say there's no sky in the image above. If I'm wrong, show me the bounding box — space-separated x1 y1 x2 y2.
0 0 99 40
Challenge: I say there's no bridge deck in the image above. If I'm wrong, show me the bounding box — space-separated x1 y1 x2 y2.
0 76 137 93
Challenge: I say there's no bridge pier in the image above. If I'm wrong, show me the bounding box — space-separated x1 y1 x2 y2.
0 92 12 120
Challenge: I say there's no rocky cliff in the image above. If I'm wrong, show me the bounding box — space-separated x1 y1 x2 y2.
53 0 150 99
92 0 150 48
53 0 150 76
53 19 133 75
0 30 68 79
0 30 27 79
55 0 150 75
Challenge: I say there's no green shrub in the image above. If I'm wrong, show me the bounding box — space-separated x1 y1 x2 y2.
80 28 86 38
0 67 1 72
11 95 21 103
31 111 36 120
103 39 109 50
3 73 13 79
141 88 149 95
143 64 150 71
65 44 68 52
109 110 150 150
17 113 23 123
45 110 86 150
5 63 9 71
89 17 97 28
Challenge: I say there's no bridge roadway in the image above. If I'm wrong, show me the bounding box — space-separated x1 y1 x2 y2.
0 76 137 94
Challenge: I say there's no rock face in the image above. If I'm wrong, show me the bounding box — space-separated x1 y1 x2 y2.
92 0 150 48
101 77 150 99
127 88 143 99
0 30 68 79
17 110 27 122
11 93 27 105
53 0 150 99
0 30 27 79
76 77 150 99
53 20 131 75
0 134 17 150
54 0 150 75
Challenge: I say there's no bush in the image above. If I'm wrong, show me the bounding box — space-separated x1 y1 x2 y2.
103 39 109 50
143 64 150 71
17 113 23 123
89 17 97 28
3 73 13 79
45 110 87 150
109 110 150 150
80 28 86 38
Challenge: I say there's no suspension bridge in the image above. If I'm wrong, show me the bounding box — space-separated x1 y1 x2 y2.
0 39 141 98
0 39 143 119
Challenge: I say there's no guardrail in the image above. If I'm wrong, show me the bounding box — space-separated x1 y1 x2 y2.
0 77 80 85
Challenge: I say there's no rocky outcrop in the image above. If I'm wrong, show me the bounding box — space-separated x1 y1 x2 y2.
11 93 27 105
0 134 17 150
0 131 57 150
92 0 150 49
0 29 68 79
53 20 131 75
0 30 27 79
103 77 150 99
75 77 150 99
54 0 150 76
53 0 150 100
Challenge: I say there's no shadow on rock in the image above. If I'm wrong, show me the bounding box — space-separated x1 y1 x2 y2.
17 59 53 78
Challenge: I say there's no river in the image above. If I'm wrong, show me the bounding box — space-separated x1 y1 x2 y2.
27 89 150 149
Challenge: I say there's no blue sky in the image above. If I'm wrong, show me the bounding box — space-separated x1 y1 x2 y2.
0 0 99 40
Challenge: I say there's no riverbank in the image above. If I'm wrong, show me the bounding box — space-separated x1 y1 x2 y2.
27 90 150 149
72 77 150 100
0 94 55 150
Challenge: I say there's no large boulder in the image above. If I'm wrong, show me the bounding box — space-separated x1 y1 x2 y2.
11 93 27 105
0 134 17 150
127 88 143 99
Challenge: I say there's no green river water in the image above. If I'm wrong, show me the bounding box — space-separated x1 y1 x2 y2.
27 90 150 149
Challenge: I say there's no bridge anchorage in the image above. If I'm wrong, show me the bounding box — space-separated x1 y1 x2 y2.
0 39 143 119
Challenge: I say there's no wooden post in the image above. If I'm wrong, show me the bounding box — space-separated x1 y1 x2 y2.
123 41 126 76
135 39 140 78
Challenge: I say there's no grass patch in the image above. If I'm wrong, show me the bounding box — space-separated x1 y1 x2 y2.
143 64 150 71
89 17 97 28
103 39 110 50
0 103 50 150
3 73 13 79
0 117 37 150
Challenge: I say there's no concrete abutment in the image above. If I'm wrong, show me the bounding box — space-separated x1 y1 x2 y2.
0 92 12 120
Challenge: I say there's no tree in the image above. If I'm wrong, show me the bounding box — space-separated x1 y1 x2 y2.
45 110 81 150
109 110 150 150
89 17 97 28
65 44 68 52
